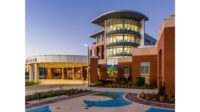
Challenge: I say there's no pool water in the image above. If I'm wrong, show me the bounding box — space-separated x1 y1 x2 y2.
26 105 51 112
146 107 175 112
83 91 132 107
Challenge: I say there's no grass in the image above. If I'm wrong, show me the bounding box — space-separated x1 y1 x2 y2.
94 92 119 99
25 80 41 86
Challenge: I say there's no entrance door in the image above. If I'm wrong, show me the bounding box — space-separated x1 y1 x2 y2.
53 68 61 79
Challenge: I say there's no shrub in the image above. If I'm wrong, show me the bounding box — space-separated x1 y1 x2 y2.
25 88 90 101
159 96 165 102
96 80 104 86
25 81 41 86
140 92 145 98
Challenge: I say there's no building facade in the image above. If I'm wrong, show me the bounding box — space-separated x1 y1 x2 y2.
26 55 88 82
88 10 175 96
89 10 156 82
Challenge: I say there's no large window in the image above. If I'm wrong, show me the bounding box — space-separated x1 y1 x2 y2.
106 18 140 33
107 33 140 44
107 34 123 44
106 46 135 57
140 62 150 75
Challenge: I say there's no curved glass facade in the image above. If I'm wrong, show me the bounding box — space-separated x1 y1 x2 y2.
105 17 141 57
106 33 140 44
106 18 140 33
106 46 135 57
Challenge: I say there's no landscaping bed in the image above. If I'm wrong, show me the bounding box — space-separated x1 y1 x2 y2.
25 81 41 86
139 92 175 104
89 80 155 89
25 88 90 101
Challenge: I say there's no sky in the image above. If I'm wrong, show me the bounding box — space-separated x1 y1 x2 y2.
26 0 175 58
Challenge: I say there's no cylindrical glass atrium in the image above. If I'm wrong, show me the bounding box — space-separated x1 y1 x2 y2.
105 17 141 57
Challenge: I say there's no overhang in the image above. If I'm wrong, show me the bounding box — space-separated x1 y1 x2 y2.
91 10 149 26
89 30 104 38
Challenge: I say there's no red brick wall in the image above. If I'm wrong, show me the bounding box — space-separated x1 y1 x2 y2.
89 57 98 84
99 64 107 80
157 27 175 96
118 62 132 78
132 55 158 87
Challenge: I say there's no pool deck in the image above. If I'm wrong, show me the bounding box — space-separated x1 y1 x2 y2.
26 85 175 112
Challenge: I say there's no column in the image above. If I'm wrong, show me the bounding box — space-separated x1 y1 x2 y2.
61 68 65 79
89 57 98 84
28 65 33 81
72 67 75 80
47 68 52 79
140 19 145 46
34 63 39 82
81 67 83 80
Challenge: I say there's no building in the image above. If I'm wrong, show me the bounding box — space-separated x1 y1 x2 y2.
88 10 156 83
26 55 88 82
88 10 175 96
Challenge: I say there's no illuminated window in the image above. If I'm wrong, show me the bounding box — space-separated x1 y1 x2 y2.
140 62 150 75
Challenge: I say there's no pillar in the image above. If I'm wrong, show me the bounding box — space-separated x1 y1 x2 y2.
140 19 145 46
61 68 65 79
34 63 39 82
81 67 83 80
89 56 98 84
101 64 106 80
28 65 33 81
47 68 52 79
72 67 75 80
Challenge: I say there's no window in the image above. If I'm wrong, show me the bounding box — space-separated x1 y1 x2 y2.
140 62 150 75
124 67 129 74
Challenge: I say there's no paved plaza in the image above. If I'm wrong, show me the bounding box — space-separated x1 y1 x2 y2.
26 83 175 112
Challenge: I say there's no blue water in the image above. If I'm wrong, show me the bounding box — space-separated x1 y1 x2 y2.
146 107 175 112
83 92 132 107
26 105 51 112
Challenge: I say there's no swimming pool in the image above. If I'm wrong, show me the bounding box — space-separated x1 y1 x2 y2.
26 105 51 112
83 91 132 107
146 107 175 112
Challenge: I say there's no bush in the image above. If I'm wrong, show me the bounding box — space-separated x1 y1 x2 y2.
25 81 41 86
159 96 165 102
140 92 145 98
96 80 104 86
136 77 145 86
25 89 90 101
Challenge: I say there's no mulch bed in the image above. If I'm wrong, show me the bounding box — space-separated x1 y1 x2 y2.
125 93 175 109
26 91 99 109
